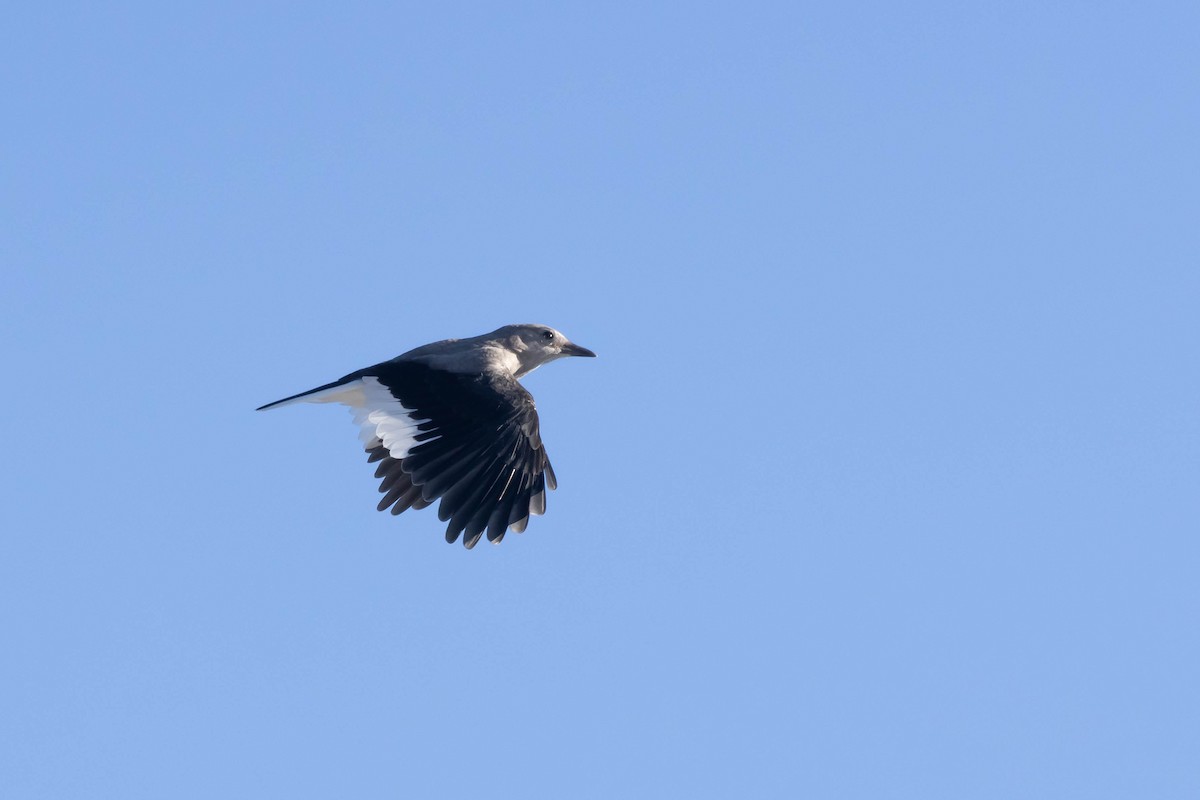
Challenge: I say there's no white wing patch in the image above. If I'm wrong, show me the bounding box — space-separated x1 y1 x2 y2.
268 376 439 460
349 376 440 459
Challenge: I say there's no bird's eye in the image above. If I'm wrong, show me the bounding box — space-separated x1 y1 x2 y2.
541 330 555 341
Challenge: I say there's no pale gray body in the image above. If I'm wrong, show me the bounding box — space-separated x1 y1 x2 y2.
395 324 594 378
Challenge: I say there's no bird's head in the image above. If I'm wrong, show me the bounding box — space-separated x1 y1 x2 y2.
496 323 596 377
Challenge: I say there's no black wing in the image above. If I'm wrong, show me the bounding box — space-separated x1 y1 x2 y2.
361 361 556 549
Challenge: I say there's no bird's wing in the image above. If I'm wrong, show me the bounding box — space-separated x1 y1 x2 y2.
354 361 556 548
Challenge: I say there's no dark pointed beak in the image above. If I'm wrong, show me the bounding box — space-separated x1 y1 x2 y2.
561 342 596 358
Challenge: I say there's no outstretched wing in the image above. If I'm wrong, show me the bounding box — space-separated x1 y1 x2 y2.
355 361 556 548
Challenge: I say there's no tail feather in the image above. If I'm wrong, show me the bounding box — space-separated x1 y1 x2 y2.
256 378 365 411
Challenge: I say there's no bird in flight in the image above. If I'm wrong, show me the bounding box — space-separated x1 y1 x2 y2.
258 324 595 548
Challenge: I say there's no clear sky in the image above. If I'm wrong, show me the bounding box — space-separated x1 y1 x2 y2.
2 2 1198 798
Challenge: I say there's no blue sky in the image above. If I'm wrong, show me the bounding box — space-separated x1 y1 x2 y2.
2 2 1198 797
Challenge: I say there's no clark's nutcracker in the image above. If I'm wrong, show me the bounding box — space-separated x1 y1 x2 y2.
258 324 595 548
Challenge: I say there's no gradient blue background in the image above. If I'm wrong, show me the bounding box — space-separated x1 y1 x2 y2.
3 3 1197 798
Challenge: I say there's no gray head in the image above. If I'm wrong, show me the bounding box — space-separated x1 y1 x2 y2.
491 323 596 377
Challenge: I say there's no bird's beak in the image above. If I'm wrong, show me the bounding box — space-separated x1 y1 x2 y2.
561 342 596 358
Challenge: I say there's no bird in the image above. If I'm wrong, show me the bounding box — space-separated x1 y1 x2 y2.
257 323 595 548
